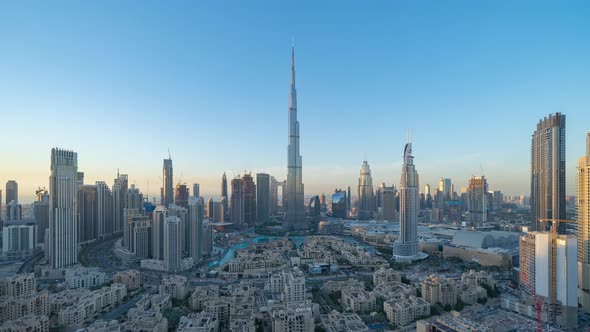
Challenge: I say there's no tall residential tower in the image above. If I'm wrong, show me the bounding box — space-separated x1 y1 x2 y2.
163 157 174 207
467 176 488 227
221 172 228 220
256 173 271 224
284 45 306 229
578 132 590 312
531 113 566 232
49 148 79 269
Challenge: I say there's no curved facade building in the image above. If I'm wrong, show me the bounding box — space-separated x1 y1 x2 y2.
393 142 427 262
357 161 374 220
308 195 320 217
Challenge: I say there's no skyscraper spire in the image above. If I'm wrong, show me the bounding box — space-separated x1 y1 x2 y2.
285 41 305 229
289 43 297 110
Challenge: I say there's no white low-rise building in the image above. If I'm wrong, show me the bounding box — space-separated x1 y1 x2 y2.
421 275 457 307
2 224 37 259
341 288 376 313
0 291 49 324
0 274 36 297
265 269 306 304
371 282 415 300
122 294 170 332
49 289 91 315
461 269 496 288
64 266 106 289
177 312 219 332
189 285 219 311
113 270 141 291
86 319 120 332
373 267 401 286
384 295 430 327
271 303 313 332
140 258 194 272
319 310 368 332
159 275 189 300
0 314 49 332
57 284 127 329
457 284 487 305
322 279 365 294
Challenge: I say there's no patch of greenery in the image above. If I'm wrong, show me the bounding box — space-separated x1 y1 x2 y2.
477 297 488 305
162 307 189 331
401 276 411 285
328 290 341 304
376 247 393 256
171 297 188 308
481 283 500 298
375 297 384 313
454 299 465 311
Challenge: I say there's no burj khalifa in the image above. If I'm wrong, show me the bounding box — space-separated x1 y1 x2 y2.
284 45 306 229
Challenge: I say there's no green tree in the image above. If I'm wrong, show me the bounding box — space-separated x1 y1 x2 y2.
481 283 499 298
328 290 341 304
315 325 327 332
454 299 465 311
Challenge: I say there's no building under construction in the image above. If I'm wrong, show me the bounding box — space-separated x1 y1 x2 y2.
519 231 577 330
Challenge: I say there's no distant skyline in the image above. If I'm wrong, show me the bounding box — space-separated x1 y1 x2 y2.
1 1 590 202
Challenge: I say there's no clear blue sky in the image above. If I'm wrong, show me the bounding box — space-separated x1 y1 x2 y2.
1 1 589 202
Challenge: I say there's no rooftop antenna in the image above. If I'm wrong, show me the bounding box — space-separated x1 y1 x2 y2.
291 34 295 48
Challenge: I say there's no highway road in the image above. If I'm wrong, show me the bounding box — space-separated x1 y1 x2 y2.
19 252 44 273
98 293 144 321
79 237 126 273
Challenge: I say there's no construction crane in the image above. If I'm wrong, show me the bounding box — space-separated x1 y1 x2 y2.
521 270 542 332
537 218 577 328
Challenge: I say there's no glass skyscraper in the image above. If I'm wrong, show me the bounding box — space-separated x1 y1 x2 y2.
531 113 566 233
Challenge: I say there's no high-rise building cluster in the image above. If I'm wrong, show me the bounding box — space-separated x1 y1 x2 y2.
3 43 590 332
6 147 217 274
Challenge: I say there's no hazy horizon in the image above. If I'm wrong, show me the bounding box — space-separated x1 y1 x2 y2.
2 1 589 202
